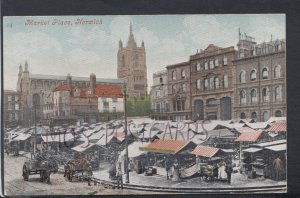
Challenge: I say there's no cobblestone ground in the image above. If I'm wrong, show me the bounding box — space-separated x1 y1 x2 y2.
4 155 156 196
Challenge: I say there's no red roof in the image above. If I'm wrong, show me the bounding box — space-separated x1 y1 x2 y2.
190 145 220 158
235 131 263 142
94 84 123 98
53 85 71 92
139 140 193 154
266 122 286 132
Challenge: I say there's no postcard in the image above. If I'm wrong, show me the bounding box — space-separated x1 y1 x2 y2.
2 14 286 195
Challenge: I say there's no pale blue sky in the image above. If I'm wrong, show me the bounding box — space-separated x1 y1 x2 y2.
3 14 285 90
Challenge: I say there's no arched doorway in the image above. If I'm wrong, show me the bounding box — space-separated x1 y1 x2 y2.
220 97 232 120
240 112 246 119
275 110 282 117
263 111 269 122
194 99 204 120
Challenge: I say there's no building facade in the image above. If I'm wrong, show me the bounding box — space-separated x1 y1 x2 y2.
166 61 191 121
190 44 236 120
117 23 148 97
233 33 286 122
3 90 22 128
150 70 169 120
16 62 124 126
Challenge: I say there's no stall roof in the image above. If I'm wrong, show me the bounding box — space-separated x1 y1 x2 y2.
207 128 235 138
139 140 195 155
250 139 286 148
244 122 270 130
71 142 99 153
13 133 31 141
121 142 149 158
265 143 286 152
236 127 257 133
235 131 262 142
267 117 286 124
41 133 75 142
190 145 220 158
243 147 263 153
266 122 287 132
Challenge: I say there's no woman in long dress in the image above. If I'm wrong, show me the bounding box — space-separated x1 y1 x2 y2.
218 159 227 180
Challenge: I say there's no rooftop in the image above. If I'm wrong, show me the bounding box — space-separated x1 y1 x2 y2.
235 131 262 142
139 140 195 154
190 145 220 158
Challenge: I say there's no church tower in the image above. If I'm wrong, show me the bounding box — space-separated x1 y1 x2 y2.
117 23 148 97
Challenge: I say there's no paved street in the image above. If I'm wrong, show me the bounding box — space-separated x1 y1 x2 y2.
3 155 156 196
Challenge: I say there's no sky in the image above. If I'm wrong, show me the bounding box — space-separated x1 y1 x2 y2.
3 14 285 91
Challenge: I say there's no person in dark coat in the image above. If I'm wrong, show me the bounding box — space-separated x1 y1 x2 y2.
164 157 171 180
225 162 233 184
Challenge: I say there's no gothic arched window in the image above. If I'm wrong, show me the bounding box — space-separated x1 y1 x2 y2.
251 89 257 103
262 68 269 79
275 86 282 101
262 88 269 102
239 70 246 83
240 90 246 104
250 70 257 81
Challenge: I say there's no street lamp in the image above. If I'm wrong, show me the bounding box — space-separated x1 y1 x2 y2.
123 83 130 183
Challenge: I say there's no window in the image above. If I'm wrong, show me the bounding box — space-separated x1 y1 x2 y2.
15 103 19 110
274 65 281 78
275 110 282 117
204 61 208 70
181 84 186 93
196 79 201 90
240 90 246 104
8 95 12 102
223 56 228 65
263 111 269 122
251 89 257 103
172 85 176 94
262 68 268 79
209 77 214 89
215 78 220 89
159 77 163 84
239 71 246 83
240 112 246 119
204 79 209 90
8 103 13 110
207 98 217 106
156 103 161 112
262 88 269 102
250 70 257 81
15 96 19 101
172 71 176 80
209 60 214 69
251 112 257 120
181 69 186 79
196 63 201 71
224 75 228 88
156 90 161 97
214 59 219 67
275 86 282 101
112 98 118 103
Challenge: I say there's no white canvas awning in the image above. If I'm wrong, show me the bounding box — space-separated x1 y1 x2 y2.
265 144 286 152
13 133 31 141
120 142 149 158
71 142 98 152
41 133 75 143
243 147 263 153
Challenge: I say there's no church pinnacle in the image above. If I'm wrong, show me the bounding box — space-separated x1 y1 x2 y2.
127 22 137 48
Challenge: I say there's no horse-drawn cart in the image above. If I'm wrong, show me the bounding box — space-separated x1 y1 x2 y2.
22 155 58 184
64 158 93 182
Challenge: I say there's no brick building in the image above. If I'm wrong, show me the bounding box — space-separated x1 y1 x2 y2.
166 61 191 121
3 90 22 128
232 32 286 122
190 44 236 120
150 70 169 120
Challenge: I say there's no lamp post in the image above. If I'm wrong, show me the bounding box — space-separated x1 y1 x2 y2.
123 83 130 183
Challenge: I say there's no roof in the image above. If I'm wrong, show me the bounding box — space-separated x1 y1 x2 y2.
53 84 71 92
266 117 286 124
266 122 287 132
41 133 75 142
94 84 123 98
235 131 263 142
121 142 149 158
204 44 222 52
29 73 124 84
250 139 286 148
13 133 31 141
243 147 263 153
245 122 270 129
265 143 286 152
189 145 220 158
236 127 257 133
139 140 195 155
71 142 99 153
207 128 235 138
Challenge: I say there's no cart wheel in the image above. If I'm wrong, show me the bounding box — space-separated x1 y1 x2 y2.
23 165 29 181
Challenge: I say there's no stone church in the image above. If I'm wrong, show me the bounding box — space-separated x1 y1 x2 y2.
117 23 148 97
16 61 123 125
